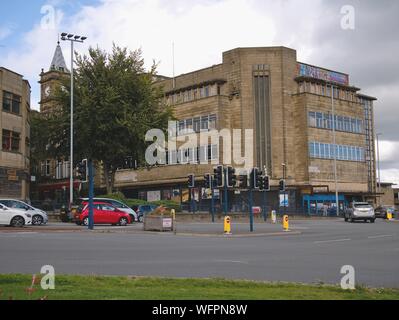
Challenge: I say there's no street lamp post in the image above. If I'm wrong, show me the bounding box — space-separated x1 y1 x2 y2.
60 33 87 208
282 163 286 216
376 133 382 204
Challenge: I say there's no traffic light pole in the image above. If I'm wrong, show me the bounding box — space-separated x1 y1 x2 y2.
249 187 254 232
88 159 94 230
263 189 267 222
223 167 228 215
211 177 215 223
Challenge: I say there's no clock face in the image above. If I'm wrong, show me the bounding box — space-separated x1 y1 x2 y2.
44 85 51 97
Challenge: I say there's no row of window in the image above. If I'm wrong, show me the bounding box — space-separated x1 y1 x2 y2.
166 84 219 105
164 144 218 165
176 114 217 135
298 82 359 102
309 142 365 162
308 111 363 134
2 91 21 115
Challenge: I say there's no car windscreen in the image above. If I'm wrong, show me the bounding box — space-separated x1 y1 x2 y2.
354 204 372 208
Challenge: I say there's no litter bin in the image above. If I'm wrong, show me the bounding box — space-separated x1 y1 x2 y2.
60 205 70 222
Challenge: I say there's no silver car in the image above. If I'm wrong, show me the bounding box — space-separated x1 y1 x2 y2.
0 199 48 225
344 202 375 223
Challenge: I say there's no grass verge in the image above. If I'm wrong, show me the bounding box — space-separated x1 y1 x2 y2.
0 274 398 300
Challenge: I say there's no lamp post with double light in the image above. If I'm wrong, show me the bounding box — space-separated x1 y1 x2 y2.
60 33 87 208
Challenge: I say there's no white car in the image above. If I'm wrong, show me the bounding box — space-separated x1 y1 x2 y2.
0 199 48 225
80 198 138 222
0 203 32 226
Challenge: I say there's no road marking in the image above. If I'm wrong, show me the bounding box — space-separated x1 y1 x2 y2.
314 238 351 244
214 260 249 264
367 234 394 239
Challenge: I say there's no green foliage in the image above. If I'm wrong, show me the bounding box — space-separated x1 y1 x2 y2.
124 198 148 208
150 200 181 212
97 192 126 201
1 274 399 300
46 44 174 192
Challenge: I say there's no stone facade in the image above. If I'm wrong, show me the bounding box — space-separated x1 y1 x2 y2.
0 67 31 200
114 46 378 212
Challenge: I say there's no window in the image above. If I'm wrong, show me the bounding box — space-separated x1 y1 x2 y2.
316 112 323 128
351 118 357 133
178 120 185 134
209 114 217 130
185 118 193 133
343 117 350 132
193 117 201 133
210 144 218 161
2 129 20 152
337 116 344 131
308 112 316 127
3 91 21 114
320 143 325 158
199 145 207 163
204 86 210 97
201 116 209 131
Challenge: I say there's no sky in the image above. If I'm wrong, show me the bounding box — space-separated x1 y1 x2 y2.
0 0 398 185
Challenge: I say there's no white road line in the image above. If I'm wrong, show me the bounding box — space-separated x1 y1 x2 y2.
367 234 394 239
314 238 351 244
214 260 249 264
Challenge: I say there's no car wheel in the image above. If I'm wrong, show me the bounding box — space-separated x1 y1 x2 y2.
370 219 375 223
10 216 25 227
129 214 135 224
344 215 348 222
32 215 44 226
76 221 82 226
119 217 128 226
138 215 144 223
348 216 353 223
83 217 89 226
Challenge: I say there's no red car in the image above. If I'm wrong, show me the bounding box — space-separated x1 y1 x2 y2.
75 201 131 226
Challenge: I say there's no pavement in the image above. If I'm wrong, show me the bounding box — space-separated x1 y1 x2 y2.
0 218 398 288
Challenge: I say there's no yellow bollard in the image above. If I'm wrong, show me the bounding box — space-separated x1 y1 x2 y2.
224 216 232 235
171 209 176 234
386 210 393 221
283 215 289 231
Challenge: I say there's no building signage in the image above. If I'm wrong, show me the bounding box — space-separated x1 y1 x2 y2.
147 190 161 202
162 218 172 228
297 63 349 86
279 193 289 207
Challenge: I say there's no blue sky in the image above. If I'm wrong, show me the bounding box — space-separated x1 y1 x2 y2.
1 0 398 183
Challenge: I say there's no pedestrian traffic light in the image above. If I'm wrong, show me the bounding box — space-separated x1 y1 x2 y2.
238 174 248 189
188 174 195 188
263 175 270 191
204 173 212 189
76 159 88 182
214 165 224 187
250 168 260 189
279 179 286 191
256 171 263 190
226 166 236 188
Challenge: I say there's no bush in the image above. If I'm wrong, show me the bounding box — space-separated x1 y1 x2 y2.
124 198 148 208
97 192 126 201
150 200 181 212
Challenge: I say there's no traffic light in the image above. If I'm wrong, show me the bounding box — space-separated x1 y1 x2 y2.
226 166 236 188
76 159 88 182
256 171 263 190
250 168 260 189
279 179 286 192
263 175 270 191
188 174 195 188
214 165 224 187
204 173 212 189
238 174 248 189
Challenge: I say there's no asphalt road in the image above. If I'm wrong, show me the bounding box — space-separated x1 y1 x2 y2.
0 219 398 288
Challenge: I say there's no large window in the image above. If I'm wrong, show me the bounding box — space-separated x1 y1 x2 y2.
2 129 20 152
3 91 21 115
309 141 365 162
176 114 217 135
308 111 363 134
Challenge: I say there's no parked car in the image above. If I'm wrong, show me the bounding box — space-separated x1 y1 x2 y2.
374 205 398 219
0 199 48 225
344 202 375 223
134 204 158 222
0 203 32 227
80 198 137 222
75 201 132 226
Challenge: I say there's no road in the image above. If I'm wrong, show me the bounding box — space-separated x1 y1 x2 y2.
0 219 398 287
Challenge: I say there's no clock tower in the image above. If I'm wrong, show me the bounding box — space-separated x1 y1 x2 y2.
39 41 69 114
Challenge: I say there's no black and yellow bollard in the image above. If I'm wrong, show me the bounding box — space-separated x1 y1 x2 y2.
224 216 232 235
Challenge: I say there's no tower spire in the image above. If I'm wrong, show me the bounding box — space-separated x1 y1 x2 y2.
49 40 69 73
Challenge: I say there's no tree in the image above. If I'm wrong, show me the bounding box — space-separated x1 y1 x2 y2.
48 45 173 193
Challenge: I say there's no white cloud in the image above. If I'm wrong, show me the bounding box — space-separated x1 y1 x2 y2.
380 168 399 187
378 140 399 163
0 26 12 40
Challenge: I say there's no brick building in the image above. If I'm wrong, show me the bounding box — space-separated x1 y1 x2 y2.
114 46 378 214
0 67 31 200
